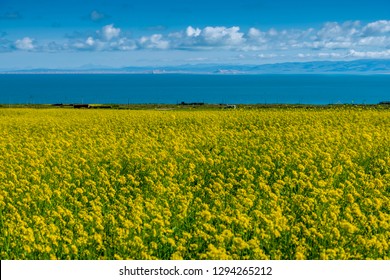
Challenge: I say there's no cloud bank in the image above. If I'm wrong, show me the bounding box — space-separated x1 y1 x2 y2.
2 20 390 61
14 37 35 50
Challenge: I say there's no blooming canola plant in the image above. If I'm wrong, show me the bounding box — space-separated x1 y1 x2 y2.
0 108 389 260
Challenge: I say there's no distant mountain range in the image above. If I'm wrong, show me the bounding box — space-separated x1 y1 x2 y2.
3 59 390 74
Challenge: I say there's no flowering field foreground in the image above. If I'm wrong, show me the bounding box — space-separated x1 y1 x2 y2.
1 108 389 260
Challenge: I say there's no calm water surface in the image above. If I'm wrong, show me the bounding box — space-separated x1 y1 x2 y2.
0 74 389 104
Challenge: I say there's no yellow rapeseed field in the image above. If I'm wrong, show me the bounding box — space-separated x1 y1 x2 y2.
0 107 389 260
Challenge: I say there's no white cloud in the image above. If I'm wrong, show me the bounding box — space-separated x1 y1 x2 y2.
317 52 345 58
363 20 390 35
138 34 169 49
247 27 268 43
244 27 269 50
101 24 120 41
298 52 346 59
14 37 34 50
86 37 95 46
71 38 96 50
257 53 277 58
358 36 390 47
348 49 390 59
248 27 262 38
64 24 136 51
109 38 137 51
323 41 354 49
268 28 278 37
6 20 390 61
185 57 208 62
202 26 245 46
323 21 360 37
186 26 201 37
305 21 362 50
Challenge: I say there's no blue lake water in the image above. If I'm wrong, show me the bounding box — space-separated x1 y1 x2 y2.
0 74 389 105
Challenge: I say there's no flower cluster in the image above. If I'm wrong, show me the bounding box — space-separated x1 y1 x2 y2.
0 107 389 259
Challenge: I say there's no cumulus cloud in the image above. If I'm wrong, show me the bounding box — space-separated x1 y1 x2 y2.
231 20 390 58
248 27 262 38
109 37 137 51
186 26 201 37
14 37 35 51
71 36 105 51
5 20 390 61
358 36 390 47
363 20 390 35
245 28 268 50
66 25 136 51
86 37 95 47
176 26 246 49
101 24 121 41
317 22 355 39
202 26 245 46
138 34 170 49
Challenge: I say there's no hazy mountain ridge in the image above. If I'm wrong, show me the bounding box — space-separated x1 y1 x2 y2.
3 59 390 74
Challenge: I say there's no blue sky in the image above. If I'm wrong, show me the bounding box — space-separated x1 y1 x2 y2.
1 0 390 69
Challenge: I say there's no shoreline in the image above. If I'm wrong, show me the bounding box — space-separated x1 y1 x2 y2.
1 71 390 75
1 103 389 110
